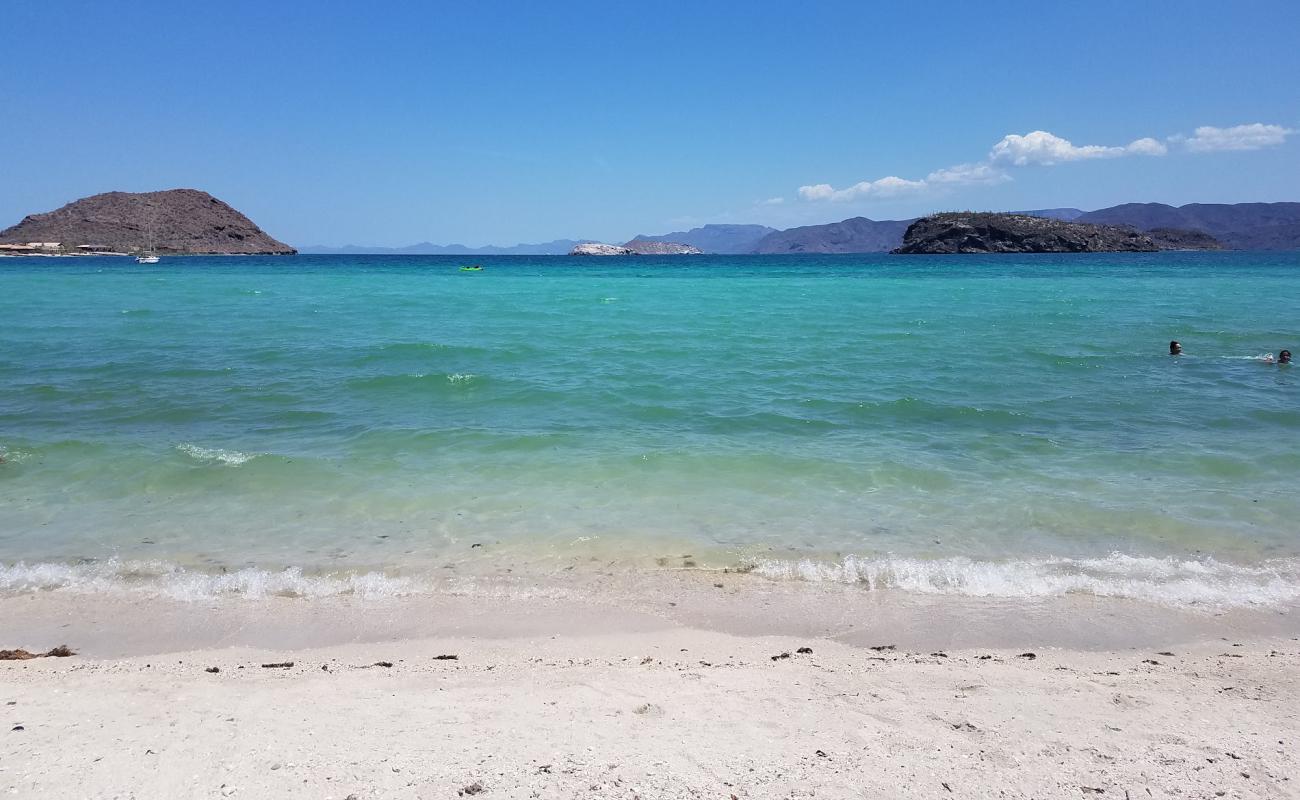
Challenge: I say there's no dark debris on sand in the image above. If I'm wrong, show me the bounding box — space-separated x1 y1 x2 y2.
0 645 75 661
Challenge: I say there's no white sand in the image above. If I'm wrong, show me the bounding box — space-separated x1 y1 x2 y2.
3 594 1298 799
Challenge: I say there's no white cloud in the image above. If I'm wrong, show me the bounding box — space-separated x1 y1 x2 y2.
870 176 928 195
797 176 927 202
1176 123 1294 152
925 162 1009 185
988 130 1167 166
1125 137 1169 156
795 121 1285 203
759 196 785 205
797 184 836 201
798 161 1006 203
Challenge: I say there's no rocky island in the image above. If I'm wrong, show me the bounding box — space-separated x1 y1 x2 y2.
570 241 702 255
0 189 295 255
892 212 1220 254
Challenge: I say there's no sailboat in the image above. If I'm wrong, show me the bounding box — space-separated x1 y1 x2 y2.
136 199 161 263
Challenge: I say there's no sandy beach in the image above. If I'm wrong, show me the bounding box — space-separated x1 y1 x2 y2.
4 576 1298 799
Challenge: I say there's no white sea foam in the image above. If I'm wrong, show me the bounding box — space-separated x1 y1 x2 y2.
447 373 476 383
176 443 258 466
4 553 1298 610
752 552 1300 609
0 559 418 601
0 445 30 463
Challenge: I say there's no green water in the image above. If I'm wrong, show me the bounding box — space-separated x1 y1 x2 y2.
1 253 1297 606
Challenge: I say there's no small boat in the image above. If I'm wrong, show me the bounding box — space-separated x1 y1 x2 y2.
459 265 483 272
136 199 161 263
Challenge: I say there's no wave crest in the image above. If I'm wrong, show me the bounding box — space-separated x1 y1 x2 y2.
0 560 417 601
176 443 258 466
752 553 1300 609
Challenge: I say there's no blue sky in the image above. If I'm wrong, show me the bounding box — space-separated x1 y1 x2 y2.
2 0 1298 247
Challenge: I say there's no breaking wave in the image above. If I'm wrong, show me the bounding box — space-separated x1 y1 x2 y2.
0 560 418 601
752 552 1300 609
176 443 259 466
3 553 1298 610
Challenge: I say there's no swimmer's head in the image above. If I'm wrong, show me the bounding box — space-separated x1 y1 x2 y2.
1281 350 1292 364
1169 341 1182 355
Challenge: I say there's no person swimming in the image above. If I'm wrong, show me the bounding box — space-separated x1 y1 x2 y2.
1280 350 1292 364
1169 340 1182 355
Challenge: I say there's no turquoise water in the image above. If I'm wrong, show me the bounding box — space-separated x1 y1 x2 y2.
1 253 1298 606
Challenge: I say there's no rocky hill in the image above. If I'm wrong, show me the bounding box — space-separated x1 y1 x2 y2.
0 189 295 255
892 213 1162 254
626 224 776 254
752 217 914 254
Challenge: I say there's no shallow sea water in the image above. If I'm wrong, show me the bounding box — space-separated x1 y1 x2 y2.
1 253 1297 607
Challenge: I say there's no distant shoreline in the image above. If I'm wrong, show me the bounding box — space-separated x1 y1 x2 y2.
0 252 297 258
0 248 1262 258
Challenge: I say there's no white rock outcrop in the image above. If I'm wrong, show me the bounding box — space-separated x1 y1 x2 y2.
570 242 634 256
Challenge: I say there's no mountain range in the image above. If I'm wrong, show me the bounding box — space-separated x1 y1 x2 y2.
302 203 1300 255
625 224 777 254
1073 203 1300 250
751 217 913 254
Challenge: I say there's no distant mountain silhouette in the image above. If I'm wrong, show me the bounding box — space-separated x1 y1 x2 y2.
625 224 776 254
299 239 588 255
751 217 914 253
1016 208 1085 221
1076 203 1300 250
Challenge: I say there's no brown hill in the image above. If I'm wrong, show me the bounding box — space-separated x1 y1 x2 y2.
0 189 295 255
